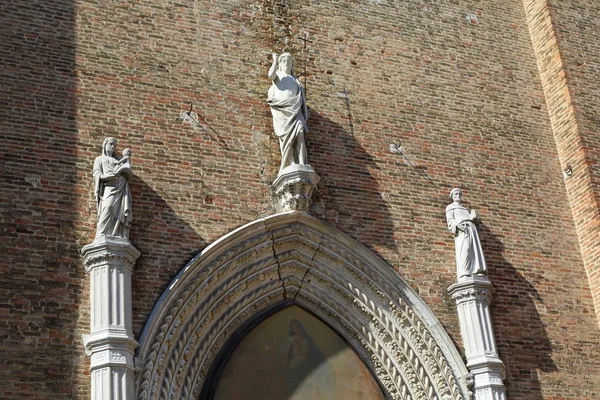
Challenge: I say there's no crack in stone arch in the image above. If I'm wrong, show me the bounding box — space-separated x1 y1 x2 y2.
135 211 470 400
293 232 324 302
269 227 288 300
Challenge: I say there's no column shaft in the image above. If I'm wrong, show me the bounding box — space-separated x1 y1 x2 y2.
449 276 506 400
82 238 140 400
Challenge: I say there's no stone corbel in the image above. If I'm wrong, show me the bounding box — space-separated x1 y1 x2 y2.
272 164 320 212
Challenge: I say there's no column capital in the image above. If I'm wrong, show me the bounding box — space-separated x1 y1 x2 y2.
82 237 140 273
448 275 493 305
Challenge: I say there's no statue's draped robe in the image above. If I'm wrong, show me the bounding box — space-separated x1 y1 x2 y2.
267 76 308 171
93 155 132 239
445 203 487 279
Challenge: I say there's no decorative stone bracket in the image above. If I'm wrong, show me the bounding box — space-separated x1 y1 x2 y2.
271 164 320 212
82 237 140 400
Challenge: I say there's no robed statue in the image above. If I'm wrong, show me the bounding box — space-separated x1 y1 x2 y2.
267 52 309 173
93 137 133 241
445 188 488 280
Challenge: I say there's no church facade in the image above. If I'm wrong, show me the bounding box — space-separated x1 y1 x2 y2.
2 0 600 399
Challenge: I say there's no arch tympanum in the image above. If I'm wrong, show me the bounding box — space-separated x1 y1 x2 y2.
135 211 470 400
209 305 387 399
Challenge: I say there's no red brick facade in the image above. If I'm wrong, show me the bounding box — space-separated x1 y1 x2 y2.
1 0 599 399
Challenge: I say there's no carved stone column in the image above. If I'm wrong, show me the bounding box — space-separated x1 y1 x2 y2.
82 237 140 400
272 164 320 212
448 275 506 400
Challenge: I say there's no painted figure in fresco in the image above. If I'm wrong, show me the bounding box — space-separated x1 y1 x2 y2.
93 137 133 241
279 319 336 398
267 52 309 173
445 188 487 280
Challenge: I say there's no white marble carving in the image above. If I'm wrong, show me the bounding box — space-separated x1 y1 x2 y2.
445 192 506 400
448 276 506 400
83 234 140 400
94 137 133 241
267 52 309 173
272 164 320 212
446 188 487 281
135 212 471 400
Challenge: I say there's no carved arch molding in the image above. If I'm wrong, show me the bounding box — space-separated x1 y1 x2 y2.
135 211 470 400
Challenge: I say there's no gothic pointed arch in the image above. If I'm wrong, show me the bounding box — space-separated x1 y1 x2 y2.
135 211 471 400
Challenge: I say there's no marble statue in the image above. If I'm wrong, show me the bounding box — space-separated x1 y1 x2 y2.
445 188 487 280
267 52 308 172
93 137 133 241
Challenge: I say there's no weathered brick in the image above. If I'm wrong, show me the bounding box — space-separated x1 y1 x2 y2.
1 0 600 399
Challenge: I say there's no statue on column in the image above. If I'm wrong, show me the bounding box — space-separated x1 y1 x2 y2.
445 188 487 280
267 52 309 173
93 137 133 241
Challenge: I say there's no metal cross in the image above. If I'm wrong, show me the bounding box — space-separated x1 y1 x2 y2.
297 32 312 91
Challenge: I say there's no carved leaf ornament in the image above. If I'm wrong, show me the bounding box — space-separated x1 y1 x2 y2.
135 212 470 400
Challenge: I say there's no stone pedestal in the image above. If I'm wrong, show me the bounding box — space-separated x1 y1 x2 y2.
272 164 320 212
82 238 140 400
448 275 506 400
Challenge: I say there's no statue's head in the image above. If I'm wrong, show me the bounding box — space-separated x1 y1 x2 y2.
102 137 117 157
449 188 463 202
277 52 294 75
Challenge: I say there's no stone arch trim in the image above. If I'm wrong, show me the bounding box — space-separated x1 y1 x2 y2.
135 211 470 400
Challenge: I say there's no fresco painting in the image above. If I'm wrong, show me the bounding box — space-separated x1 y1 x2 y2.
212 306 385 399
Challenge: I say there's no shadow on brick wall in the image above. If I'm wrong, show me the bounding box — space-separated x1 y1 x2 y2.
0 1 83 398
129 176 207 337
479 223 557 400
307 110 398 252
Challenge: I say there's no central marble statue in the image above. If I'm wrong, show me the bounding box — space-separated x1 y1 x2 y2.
267 52 309 173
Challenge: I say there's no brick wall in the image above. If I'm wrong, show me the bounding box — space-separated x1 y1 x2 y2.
1 0 599 398
529 0 600 331
0 1 83 398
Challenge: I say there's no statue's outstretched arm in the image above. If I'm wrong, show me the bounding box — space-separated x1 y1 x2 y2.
268 52 278 81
